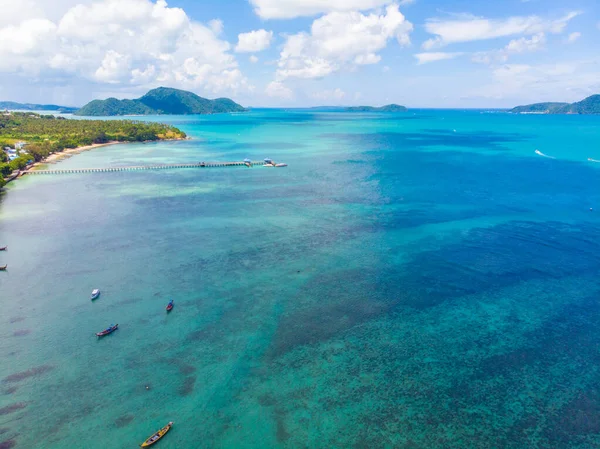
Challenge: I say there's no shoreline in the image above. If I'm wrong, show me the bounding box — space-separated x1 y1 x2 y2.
3 137 188 186
29 141 122 169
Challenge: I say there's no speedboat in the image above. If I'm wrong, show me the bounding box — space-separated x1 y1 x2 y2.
166 300 174 312
243 158 252 167
141 422 173 447
96 324 118 337
90 289 100 300
0 265 6 271
0 246 6 251
275 163 287 167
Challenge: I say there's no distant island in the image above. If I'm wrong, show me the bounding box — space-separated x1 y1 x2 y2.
345 104 407 112
511 95 600 114
1 112 186 188
0 101 77 113
75 87 246 116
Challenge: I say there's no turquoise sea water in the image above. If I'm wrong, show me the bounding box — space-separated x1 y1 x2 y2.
1 109 600 448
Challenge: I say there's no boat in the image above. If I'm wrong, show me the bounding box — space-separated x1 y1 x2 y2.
90 289 100 300
141 422 173 447
0 246 6 251
275 163 288 167
0 265 6 271
96 324 118 337
166 300 174 312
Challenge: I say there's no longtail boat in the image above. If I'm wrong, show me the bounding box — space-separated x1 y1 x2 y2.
0 246 6 251
166 300 174 312
0 265 7 271
141 422 173 447
96 324 118 337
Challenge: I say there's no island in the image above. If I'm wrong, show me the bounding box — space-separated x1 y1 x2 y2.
345 104 408 112
0 101 78 113
75 87 246 116
511 94 600 114
0 112 186 188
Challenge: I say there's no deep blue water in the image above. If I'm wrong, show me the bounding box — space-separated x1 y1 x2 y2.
1 109 600 448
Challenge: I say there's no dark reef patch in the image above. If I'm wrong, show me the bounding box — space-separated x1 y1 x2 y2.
2 386 18 395
179 376 196 396
12 330 31 337
544 388 600 443
322 129 528 152
0 402 27 416
114 414 135 428
3 365 54 383
0 439 16 449
9 317 25 324
178 364 197 376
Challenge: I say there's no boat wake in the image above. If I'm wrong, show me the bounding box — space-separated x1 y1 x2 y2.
535 149 555 159
588 158 600 163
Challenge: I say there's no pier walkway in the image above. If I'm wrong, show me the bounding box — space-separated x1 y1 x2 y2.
24 161 267 175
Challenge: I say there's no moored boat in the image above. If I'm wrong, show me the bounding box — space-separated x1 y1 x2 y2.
166 300 174 312
0 246 6 251
90 289 100 300
141 422 173 447
96 324 118 337
0 265 6 271
275 163 287 167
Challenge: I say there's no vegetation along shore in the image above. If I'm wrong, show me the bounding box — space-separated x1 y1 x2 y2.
0 111 186 188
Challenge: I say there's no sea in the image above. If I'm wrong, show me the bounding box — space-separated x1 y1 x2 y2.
1 109 600 449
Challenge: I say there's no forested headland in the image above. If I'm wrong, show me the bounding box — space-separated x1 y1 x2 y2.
1 112 186 187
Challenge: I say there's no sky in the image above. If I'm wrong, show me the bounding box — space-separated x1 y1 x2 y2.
0 0 599 108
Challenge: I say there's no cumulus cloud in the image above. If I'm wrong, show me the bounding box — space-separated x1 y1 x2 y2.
423 11 580 49
311 88 346 100
248 0 394 19
414 52 463 65
235 29 273 53
0 0 251 95
277 4 412 80
265 81 294 99
249 55 259 63
567 32 581 43
505 33 546 53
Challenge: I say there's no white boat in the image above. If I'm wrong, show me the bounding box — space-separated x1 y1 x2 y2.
275 163 287 167
90 289 100 300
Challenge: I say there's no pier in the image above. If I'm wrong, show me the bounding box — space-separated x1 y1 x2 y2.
23 161 269 176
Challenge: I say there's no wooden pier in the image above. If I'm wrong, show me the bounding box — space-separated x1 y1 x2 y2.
24 161 268 175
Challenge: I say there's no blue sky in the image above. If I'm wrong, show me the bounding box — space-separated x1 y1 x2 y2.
0 0 598 107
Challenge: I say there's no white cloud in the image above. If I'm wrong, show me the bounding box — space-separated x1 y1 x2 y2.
248 0 394 19
208 19 224 35
414 52 463 64
265 81 294 99
311 88 346 100
468 60 600 102
505 32 546 53
0 0 251 95
249 55 259 63
235 29 273 53
423 11 580 49
567 32 581 43
277 4 412 80
471 33 546 65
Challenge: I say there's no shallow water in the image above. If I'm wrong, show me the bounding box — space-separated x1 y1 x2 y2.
1 109 600 448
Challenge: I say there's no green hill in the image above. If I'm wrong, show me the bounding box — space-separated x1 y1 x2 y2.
75 87 246 116
511 95 600 114
345 104 407 112
0 101 78 113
